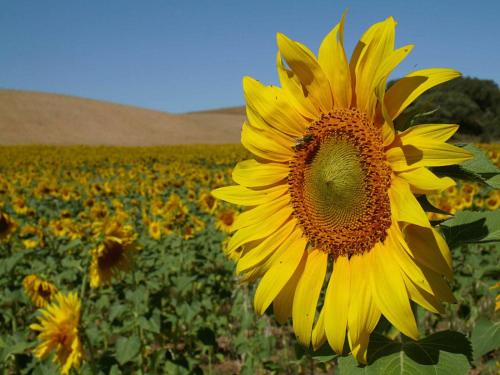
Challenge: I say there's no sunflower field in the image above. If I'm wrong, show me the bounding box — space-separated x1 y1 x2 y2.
0 143 498 375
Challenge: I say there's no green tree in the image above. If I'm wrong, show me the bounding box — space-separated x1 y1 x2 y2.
396 77 500 141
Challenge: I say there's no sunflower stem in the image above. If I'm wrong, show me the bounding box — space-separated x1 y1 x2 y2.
83 330 98 375
79 273 98 375
132 269 146 371
80 273 88 303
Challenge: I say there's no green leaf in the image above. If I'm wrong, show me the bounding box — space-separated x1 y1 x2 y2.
115 335 142 365
197 327 216 346
0 339 35 361
433 144 500 188
60 239 83 252
109 365 122 375
109 304 129 322
471 318 500 360
311 344 338 363
338 331 471 375
138 315 160 334
440 210 500 248
0 252 24 273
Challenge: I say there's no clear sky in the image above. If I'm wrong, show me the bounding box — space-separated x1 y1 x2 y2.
1 0 499 113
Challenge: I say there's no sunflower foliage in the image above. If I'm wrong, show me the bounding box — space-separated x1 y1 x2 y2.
0 145 335 374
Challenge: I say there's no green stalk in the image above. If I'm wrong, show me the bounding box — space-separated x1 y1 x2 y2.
80 272 98 375
83 331 98 375
132 269 146 371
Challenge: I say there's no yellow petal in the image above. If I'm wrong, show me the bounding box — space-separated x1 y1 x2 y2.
236 218 296 274
232 159 289 188
241 122 293 162
211 184 288 206
226 206 293 255
277 33 333 112
311 306 327 351
324 255 350 354
318 13 351 108
388 226 455 311
387 141 473 171
368 240 419 340
273 254 304 324
397 167 455 193
293 249 328 346
240 226 305 283
347 254 381 363
403 225 453 279
349 17 382 95
419 265 456 303
353 17 396 119
403 273 445 314
374 45 414 93
385 68 461 120
276 52 318 119
388 224 435 295
399 123 460 143
232 194 290 231
347 255 380 363
374 44 414 145
253 232 307 315
389 176 430 227
245 105 301 145
243 76 306 137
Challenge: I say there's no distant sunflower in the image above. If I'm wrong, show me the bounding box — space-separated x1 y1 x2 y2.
13 196 29 215
23 274 58 307
30 292 83 375
199 191 217 213
212 14 472 362
215 208 238 233
149 221 162 240
49 219 68 238
0 212 17 241
485 191 499 211
89 220 138 288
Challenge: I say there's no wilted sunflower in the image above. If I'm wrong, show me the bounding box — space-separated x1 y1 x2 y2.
23 274 58 307
30 292 83 375
89 220 138 288
212 14 472 362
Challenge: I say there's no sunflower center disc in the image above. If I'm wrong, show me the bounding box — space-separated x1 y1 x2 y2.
288 109 392 257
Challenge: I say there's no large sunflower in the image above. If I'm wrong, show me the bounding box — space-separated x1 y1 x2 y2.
30 292 83 375
212 15 472 362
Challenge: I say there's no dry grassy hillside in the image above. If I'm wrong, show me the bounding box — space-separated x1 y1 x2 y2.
0 90 245 145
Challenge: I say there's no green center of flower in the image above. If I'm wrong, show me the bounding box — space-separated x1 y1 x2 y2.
304 138 367 228
288 109 392 257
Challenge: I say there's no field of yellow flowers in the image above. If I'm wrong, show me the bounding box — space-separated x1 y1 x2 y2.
0 144 498 374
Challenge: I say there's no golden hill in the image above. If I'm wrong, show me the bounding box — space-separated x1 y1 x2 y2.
0 90 245 145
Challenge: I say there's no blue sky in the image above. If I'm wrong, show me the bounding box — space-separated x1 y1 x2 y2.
1 0 498 113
